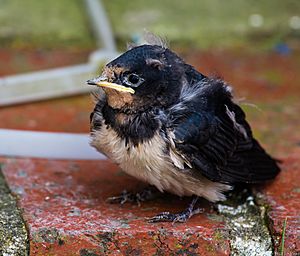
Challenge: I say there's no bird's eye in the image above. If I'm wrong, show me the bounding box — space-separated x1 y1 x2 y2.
128 74 140 84
123 73 144 87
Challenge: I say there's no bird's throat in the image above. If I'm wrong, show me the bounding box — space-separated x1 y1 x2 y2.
104 88 134 109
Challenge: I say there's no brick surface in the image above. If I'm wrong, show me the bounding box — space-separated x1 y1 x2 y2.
0 95 92 133
1 158 230 255
255 156 300 255
2 156 299 255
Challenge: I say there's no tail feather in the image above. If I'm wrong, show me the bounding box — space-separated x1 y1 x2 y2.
221 139 280 183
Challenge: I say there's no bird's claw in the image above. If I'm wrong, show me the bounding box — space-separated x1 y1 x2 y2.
106 190 136 204
147 207 203 223
106 187 157 206
147 196 203 223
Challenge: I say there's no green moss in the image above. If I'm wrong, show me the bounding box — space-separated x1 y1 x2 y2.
204 243 216 253
213 230 225 241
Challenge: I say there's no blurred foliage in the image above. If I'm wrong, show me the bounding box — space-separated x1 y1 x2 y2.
0 0 299 51
103 0 300 50
0 0 96 49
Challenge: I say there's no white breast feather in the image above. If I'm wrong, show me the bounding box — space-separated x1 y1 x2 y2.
90 124 231 202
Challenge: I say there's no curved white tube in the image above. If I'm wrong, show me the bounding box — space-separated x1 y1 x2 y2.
0 129 105 160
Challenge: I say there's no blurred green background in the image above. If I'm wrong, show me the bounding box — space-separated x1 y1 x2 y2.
0 0 299 51
104 0 300 50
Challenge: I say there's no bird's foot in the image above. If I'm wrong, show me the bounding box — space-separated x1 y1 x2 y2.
106 186 158 206
147 197 203 223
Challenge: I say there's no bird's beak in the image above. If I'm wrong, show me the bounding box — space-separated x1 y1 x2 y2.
86 75 135 94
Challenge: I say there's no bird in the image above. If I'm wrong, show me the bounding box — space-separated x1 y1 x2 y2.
87 36 280 223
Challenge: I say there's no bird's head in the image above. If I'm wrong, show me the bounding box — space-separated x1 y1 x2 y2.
87 44 189 113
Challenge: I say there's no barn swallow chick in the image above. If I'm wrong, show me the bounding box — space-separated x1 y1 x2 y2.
87 38 280 223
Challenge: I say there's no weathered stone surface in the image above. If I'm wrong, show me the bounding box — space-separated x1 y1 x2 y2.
0 166 28 255
217 189 273 256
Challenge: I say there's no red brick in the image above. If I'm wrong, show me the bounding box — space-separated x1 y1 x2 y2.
254 157 300 255
1 157 230 255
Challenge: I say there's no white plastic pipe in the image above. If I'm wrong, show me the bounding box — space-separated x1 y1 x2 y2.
85 0 117 51
0 129 106 160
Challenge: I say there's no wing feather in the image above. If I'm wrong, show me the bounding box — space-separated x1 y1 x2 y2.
167 79 280 183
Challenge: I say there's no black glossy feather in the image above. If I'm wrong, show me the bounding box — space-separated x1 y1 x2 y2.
168 79 280 183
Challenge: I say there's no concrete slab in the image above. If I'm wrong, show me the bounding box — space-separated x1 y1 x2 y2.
0 167 28 255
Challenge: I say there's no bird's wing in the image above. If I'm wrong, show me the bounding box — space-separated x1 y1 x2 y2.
167 80 280 183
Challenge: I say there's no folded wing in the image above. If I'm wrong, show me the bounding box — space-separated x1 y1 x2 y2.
168 80 280 183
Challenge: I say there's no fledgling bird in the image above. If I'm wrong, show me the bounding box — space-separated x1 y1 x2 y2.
87 37 280 222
